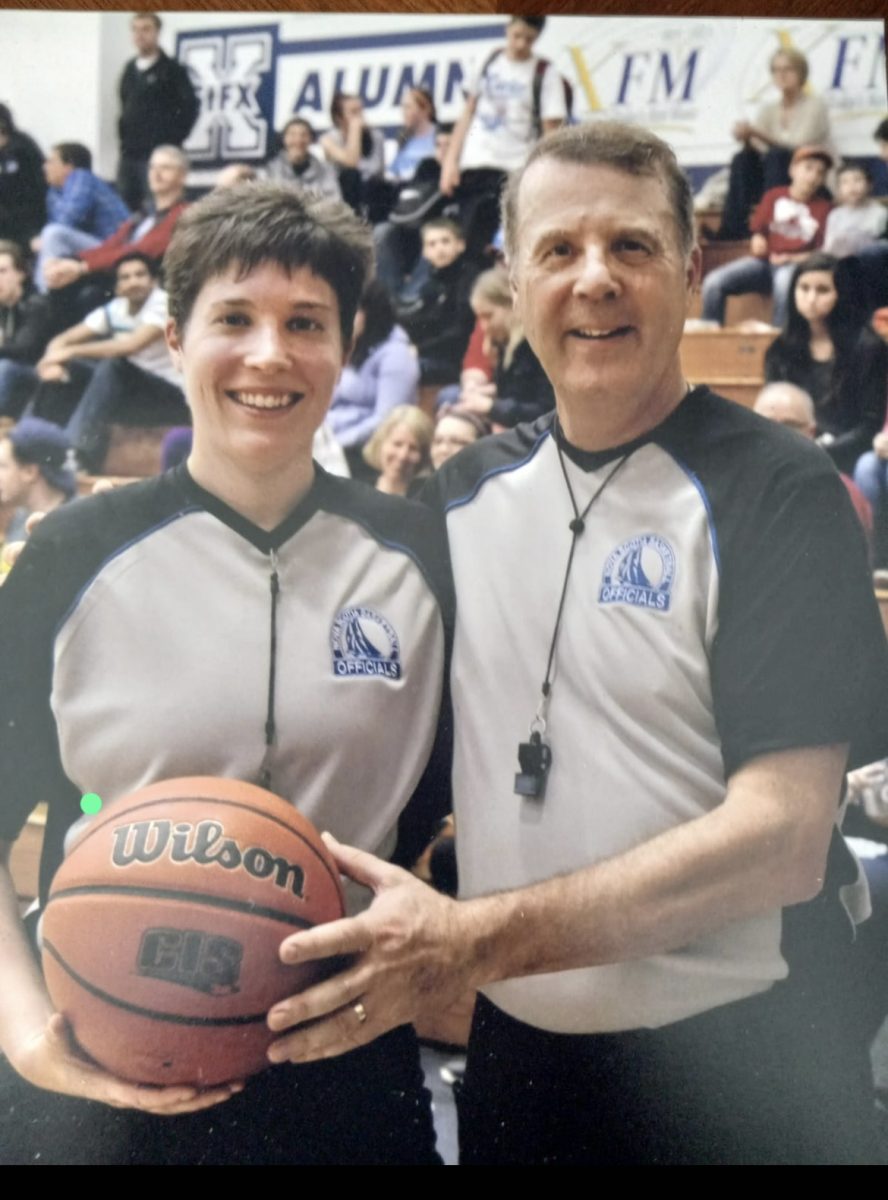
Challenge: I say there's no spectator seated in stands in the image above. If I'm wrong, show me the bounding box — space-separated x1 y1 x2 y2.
34 143 130 292
0 417 76 544
320 93 385 219
375 119 455 303
396 216 479 388
453 265 555 430
389 87 438 185
717 47 830 240
763 252 888 476
0 239 52 418
28 252 186 472
326 279 419 478
754 381 873 551
41 144 189 326
264 118 340 200
702 145 833 328
439 15 567 262
0 103 46 248
430 406 489 471
823 162 887 258
852 121 888 313
362 403 433 497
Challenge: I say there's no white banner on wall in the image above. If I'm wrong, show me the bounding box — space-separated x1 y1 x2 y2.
172 14 886 172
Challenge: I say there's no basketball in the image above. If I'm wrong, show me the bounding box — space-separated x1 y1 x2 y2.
41 777 346 1087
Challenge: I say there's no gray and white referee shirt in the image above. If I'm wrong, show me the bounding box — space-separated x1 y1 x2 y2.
425 388 888 1035
0 464 453 914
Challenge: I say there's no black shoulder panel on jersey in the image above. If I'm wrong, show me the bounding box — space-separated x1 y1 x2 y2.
656 388 888 776
9 468 198 624
0 469 199 877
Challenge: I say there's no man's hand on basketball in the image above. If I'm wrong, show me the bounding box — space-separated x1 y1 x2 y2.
267 834 475 1063
13 1012 244 1115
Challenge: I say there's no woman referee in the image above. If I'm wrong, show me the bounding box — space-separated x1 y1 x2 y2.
0 183 451 1165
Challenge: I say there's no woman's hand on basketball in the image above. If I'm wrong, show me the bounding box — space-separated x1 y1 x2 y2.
267 834 475 1063
13 1012 245 1115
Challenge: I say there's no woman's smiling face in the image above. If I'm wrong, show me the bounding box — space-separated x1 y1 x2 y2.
167 260 346 478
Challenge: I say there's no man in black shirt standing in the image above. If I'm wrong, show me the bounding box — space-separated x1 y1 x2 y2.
117 12 199 211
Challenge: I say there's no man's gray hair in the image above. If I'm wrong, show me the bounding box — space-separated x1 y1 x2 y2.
501 120 695 263
150 144 190 173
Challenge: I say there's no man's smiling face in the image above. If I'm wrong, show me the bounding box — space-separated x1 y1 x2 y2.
510 159 698 439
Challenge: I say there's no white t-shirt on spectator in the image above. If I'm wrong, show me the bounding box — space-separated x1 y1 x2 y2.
461 52 567 173
83 286 179 385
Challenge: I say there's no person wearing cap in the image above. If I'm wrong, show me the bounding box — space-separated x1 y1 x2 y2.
701 144 833 327
0 418 76 545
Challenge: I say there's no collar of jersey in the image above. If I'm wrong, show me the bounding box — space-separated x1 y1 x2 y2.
555 386 705 473
174 461 327 553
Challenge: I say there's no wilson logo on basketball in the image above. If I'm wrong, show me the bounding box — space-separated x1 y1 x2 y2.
111 819 306 897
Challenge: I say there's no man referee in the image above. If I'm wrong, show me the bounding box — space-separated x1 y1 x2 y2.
267 121 888 1165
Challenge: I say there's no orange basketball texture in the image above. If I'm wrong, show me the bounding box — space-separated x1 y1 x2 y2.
41 777 345 1087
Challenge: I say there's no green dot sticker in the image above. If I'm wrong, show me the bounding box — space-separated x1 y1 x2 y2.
80 793 103 815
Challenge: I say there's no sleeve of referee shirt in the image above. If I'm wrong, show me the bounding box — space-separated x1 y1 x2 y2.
0 514 82 852
710 454 888 779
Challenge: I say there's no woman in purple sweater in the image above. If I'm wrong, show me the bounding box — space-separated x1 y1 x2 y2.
326 280 420 477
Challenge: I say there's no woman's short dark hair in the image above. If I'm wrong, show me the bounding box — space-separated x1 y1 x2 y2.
163 181 374 343
350 279 396 368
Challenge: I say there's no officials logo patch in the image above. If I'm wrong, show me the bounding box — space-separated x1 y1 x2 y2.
599 534 676 613
331 607 401 679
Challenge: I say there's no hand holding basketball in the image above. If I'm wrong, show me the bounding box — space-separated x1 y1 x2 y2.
267 834 474 1064
12 1012 242 1115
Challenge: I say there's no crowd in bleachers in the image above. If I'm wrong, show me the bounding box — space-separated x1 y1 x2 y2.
4 15 885 558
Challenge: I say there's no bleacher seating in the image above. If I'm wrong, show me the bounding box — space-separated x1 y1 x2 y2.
680 328 777 408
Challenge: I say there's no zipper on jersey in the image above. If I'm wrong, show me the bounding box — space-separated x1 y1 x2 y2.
258 547 280 790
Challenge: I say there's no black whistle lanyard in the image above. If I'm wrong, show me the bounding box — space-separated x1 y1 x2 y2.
514 443 630 801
